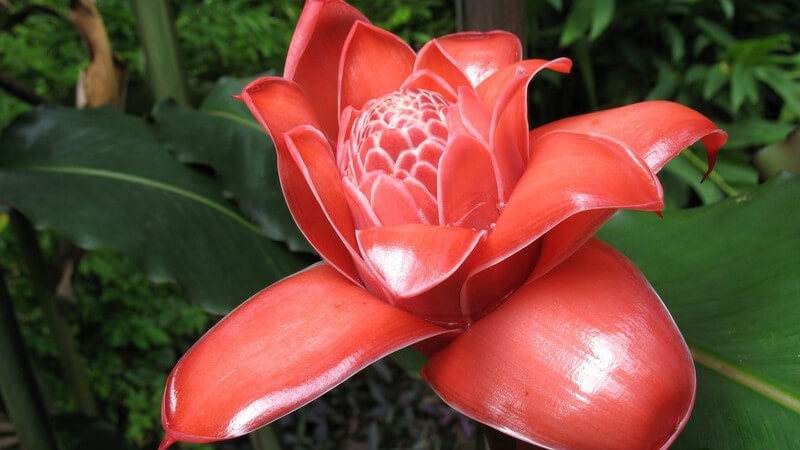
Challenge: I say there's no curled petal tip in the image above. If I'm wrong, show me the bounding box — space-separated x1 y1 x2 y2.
158 436 176 450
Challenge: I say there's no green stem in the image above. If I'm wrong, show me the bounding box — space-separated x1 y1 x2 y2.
131 0 189 105
9 211 99 417
0 267 60 450
682 150 739 197
248 425 282 450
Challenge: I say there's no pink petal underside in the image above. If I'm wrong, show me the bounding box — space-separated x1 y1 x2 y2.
403 177 438 224
401 70 458 102
241 77 359 283
456 86 491 145
342 177 381 229
336 105 359 172
465 130 663 287
369 174 427 226
414 39 473 92
161 263 448 446
285 125 358 252
338 21 416 116
528 101 728 279
436 31 523 86
356 224 484 299
423 240 696 450
437 133 500 229
478 58 573 201
284 0 368 141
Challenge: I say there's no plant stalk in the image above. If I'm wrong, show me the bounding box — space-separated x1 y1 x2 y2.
461 0 527 55
9 210 99 417
130 0 189 105
0 267 60 450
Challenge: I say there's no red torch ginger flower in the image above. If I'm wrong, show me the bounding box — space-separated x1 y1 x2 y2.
159 1 727 448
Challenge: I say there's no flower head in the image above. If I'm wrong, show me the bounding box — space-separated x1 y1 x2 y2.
160 1 727 449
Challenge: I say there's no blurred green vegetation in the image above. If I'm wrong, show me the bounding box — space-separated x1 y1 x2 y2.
0 0 798 448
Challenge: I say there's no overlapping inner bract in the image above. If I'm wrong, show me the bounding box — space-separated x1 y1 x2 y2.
339 88 451 226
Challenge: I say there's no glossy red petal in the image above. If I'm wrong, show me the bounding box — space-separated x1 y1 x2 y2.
423 240 695 449
456 86 491 145
161 264 448 445
478 58 573 200
436 31 522 86
529 100 728 175
414 39 472 92
284 125 358 253
342 177 380 229
466 131 663 284
401 70 458 102
338 21 416 115
356 224 483 299
438 134 500 229
284 0 368 140
528 101 727 279
242 78 360 283
369 174 426 226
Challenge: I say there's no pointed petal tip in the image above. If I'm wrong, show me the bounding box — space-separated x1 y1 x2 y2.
700 128 726 183
655 210 664 219
231 94 243 101
158 435 176 450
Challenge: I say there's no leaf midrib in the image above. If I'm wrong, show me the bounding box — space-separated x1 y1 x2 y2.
689 343 800 414
204 109 264 133
9 164 281 274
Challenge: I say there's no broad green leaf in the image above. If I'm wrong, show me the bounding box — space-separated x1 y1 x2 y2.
598 174 800 448
588 0 614 41
153 77 312 252
0 107 307 314
559 0 592 47
152 100 311 253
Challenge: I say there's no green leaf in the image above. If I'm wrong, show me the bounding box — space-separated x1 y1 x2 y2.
663 154 725 204
663 22 685 62
646 60 679 100
559 0 592 47
695 17 736 48
588 0 615 41
730 64 757 112
717 0 734 20
152 79 312 252
703 64 728 100
717 119 795 150
545 0 563 12
0 107 307 314
754 66 800 119
598 174 800 448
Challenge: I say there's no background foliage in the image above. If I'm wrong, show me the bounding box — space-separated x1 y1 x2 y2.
0 0 798 449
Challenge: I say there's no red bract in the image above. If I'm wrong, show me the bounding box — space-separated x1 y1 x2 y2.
159 1 727 448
